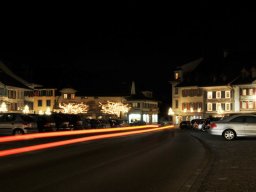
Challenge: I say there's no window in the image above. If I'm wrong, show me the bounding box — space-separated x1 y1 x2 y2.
216 91 221 99
242 89 247 96
245 116 256 123
71 94 75 99
242 101 247 109
230 116 245 123
175 100 178 108
175 88 178 95
248 101 254 109
175 72 179 80
249 89 254 95
63 94 68 99
207 92 212 99
46 100 51 107
216 103 222 111
225 91 230 98
132 103 140 108
0 88 6 96
38 100 42 107
225 103 231 111
207 103 212 111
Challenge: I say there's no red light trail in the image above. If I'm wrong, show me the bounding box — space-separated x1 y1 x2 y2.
0 125 159 143
0 125 174 157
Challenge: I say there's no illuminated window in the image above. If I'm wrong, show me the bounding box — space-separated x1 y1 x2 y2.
64 94 68 99
143 114 149 123
225 91 230 98
207 92 212 99
216 103 221 111
248 101 254 109
242 89 247 96
175 72 179 80
152 114 158 123
71 94 75 99
225 103 230 111
216 91 221 99
249 89 254 95
207 103 212 111
242 101 247 109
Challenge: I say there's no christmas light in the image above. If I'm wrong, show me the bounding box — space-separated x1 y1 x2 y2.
99 101 130 117
59 102 88 114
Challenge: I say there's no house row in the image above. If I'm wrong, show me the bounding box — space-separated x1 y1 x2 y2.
170 55 256 125
0 61 159 124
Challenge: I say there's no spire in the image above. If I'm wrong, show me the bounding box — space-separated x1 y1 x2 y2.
131 81 136 95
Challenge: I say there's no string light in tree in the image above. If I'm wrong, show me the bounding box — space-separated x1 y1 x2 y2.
59 103 89 114
99 101 131 117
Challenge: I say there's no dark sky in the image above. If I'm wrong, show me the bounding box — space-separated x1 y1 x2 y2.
1 3 256 111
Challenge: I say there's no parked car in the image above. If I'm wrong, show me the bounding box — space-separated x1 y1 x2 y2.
191 119 205 130
201 117 222 131
179 121 191 129
0 113 38 135
208 114 256 141
51 113 70 130
89 119 105 128
29 114 56 132
66 114 84 130
129 120 146 126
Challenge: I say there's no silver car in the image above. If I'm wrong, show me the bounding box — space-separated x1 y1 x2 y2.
0 113 38 135
207 114 256 141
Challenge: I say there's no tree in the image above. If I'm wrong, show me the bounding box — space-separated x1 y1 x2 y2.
58 102 89 114
99 101 130 117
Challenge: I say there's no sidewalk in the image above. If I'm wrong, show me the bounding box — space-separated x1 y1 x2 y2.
185 130 256 192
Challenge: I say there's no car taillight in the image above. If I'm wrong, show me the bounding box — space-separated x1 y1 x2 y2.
210 122 217 128
23 122 32 127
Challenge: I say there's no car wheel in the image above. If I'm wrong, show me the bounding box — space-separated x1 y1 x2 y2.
223 129 236 141
13 129 24 135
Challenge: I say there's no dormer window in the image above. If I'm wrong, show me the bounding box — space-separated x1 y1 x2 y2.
63 93 75 99
175 72 179 80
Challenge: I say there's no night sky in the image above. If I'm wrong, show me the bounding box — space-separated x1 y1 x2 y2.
0 3 256 115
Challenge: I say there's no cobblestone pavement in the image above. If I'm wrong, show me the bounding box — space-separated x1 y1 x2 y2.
184 129 256 192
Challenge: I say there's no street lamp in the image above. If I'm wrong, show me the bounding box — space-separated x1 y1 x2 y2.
168 107 174 116
0 102 8 112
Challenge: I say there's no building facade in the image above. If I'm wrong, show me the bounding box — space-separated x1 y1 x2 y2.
170 57 256 125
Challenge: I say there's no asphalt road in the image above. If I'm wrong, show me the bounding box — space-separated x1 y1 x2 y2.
0 129 207 192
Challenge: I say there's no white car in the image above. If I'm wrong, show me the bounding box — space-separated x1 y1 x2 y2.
207 114 256 141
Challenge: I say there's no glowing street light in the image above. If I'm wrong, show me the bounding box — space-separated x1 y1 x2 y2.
0 102 8 112
22 105 29 114
45 107 51 115
168 107 174 116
